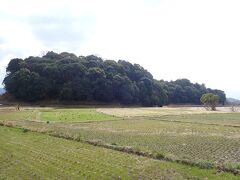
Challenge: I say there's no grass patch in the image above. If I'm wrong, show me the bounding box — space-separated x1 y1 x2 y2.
0 107 119 122
21 128 29 133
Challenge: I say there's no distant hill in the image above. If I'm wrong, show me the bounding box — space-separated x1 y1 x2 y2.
226 98 240 105
2 51 226 105
0 88 5 95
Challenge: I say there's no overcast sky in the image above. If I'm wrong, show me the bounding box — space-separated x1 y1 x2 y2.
0 0 240 98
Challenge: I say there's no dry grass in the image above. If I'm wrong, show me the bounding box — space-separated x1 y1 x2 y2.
2 126 238 179
1 106 240 175
97 107 226 117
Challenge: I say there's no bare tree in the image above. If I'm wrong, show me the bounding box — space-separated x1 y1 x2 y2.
230 104 239 112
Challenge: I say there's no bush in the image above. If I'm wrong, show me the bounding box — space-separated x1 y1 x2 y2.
155 152 165 160
196 161 214 169
22 128 29 133
5 122 13 127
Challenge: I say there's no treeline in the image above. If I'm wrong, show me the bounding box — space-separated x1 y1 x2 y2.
161 79 226 105
3 52 226 106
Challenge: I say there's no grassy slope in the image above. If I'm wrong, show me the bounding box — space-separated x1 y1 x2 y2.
0 126 238 179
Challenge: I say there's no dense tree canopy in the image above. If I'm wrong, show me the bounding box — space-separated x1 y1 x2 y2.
3 51 226 106
161 79 225 105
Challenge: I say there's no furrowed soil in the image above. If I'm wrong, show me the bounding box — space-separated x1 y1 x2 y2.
1 126 238 179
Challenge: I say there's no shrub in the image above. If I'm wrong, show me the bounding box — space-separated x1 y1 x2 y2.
5 122 13 127
155 152 165 160
22 128 29 133
196 161 214 169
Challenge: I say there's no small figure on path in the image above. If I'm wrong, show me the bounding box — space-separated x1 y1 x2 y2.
16 104 20 111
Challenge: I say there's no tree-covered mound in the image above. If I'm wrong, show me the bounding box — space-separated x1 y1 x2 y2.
3 51 225 106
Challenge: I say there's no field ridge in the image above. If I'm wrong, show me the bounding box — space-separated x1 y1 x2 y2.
1 121 239 176
1 107 240 178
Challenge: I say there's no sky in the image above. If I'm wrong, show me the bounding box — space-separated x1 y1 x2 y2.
0 0 240 98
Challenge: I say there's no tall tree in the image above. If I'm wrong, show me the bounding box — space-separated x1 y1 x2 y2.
200 93 219 111
3 51 225 106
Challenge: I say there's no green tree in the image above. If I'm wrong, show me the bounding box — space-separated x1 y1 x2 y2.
6 58 24 73
200 93 219 111
3 51 225 105
4 68 47 101
60 82 74 100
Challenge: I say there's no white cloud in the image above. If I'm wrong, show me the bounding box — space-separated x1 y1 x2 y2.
0 0 240 98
